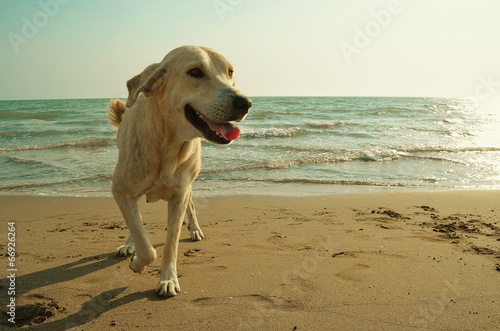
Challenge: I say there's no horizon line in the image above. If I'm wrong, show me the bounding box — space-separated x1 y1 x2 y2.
0 95 478 102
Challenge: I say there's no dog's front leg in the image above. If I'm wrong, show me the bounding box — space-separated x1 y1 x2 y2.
157 191 190 297
113 190 157 273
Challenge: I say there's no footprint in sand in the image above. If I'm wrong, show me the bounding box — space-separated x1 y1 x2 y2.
335 264 371 282
192 294 276 309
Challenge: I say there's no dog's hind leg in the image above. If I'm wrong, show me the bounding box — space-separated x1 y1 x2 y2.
157 191 190 297
186 191 204 241
113 189 157 273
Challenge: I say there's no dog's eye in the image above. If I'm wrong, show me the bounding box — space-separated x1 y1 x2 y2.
228 69 234 79
187 68 204 78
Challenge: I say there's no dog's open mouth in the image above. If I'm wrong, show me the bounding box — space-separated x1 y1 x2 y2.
185 104 240 145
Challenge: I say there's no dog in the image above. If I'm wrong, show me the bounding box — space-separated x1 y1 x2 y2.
107 45 251 297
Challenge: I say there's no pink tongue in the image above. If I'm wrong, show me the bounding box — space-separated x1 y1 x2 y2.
206 121 240 141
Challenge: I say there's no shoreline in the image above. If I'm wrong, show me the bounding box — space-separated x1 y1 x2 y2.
1 190 499 329
2 184 500 199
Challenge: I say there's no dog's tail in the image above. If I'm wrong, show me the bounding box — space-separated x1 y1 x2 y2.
107 99 127 128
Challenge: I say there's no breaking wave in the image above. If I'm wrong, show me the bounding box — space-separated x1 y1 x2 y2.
218 177 417 187
0 137 115 152
304 121 354 128
5 156 45 165
240 127 303 139
0 174 112 192
201 145 500 175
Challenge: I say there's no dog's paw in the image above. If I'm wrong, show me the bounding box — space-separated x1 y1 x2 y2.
129 256 147 273
128 249 157 273
115 243 135 257
190 228 204 241
156 278 180 297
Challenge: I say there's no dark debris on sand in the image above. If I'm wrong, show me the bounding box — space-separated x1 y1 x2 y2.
7 300 64 327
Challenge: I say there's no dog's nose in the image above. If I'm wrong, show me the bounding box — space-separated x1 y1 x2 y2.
233 95 252 111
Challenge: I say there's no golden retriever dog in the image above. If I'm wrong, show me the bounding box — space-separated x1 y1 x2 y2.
107 45 251 297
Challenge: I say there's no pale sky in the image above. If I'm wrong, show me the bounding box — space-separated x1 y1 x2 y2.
0 0 499 100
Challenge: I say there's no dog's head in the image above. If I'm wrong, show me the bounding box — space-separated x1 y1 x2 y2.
126 45 252 145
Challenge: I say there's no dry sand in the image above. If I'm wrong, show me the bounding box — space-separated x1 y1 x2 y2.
1 190 499 330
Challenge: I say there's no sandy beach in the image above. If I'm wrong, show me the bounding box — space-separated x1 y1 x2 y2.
1 190 499 330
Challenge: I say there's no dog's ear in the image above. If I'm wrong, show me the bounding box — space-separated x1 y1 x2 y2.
126 63 167 108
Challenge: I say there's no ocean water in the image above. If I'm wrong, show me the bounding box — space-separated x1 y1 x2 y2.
1 97 499 197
